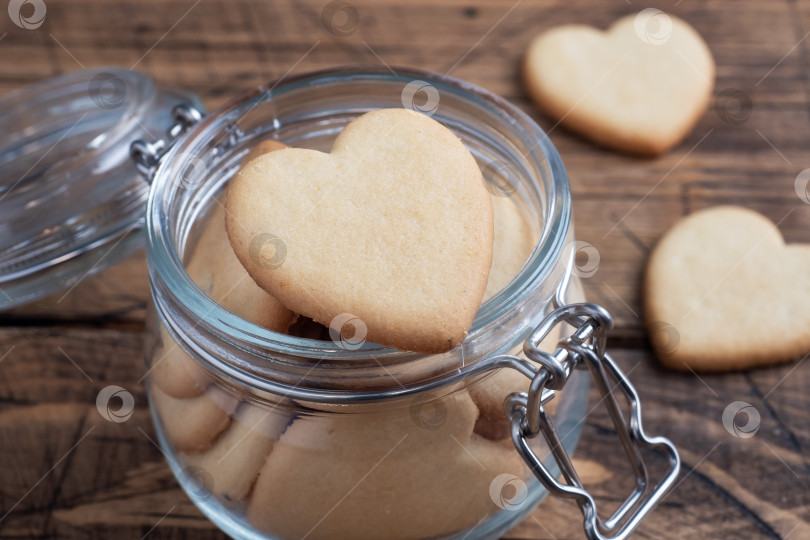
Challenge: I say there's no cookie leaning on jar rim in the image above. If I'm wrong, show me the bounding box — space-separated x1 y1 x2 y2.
148 109 561 539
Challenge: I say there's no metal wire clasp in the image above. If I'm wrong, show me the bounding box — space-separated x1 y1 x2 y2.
130 104 203 182
507 303 680 540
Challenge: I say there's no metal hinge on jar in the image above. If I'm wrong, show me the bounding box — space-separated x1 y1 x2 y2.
505 298 680 540
130 104 204 181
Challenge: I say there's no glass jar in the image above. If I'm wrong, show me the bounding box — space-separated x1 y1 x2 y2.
141 68 678 540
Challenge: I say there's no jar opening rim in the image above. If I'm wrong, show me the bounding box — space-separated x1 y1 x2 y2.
146 66 572 370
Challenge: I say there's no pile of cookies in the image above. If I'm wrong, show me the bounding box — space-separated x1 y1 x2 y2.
147 109 560 538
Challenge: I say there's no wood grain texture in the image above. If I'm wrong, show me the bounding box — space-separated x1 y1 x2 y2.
1 0 809 538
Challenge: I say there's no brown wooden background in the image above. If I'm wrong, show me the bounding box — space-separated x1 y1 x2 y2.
1 0 809 538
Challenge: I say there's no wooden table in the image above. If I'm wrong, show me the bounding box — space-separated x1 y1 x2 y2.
1 0 808 538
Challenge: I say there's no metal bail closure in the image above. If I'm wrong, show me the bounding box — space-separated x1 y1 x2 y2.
507 303 680 540
131 103 203 182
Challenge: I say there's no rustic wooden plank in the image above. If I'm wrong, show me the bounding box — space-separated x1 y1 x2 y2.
1 0 810 538
0 252 149 328
1 0 806 106
0 327 220 538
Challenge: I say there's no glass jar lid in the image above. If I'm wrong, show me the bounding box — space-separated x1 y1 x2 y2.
0 67 203 309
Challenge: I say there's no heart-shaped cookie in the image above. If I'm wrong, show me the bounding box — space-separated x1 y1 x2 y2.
524 11 715 156
245 391 524 540
225 108 494 353
645 206 810 371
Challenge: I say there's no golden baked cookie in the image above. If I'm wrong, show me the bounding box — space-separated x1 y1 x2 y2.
281 194 534 342
484 195 536 300
245 391 525 540
149 326 211 399
225 108 494 353
182 401 289 502
187 140 291 332
243 140 287 164
523 11 715 156
151 384 238 453
645 206 810 371
187 204 296 331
